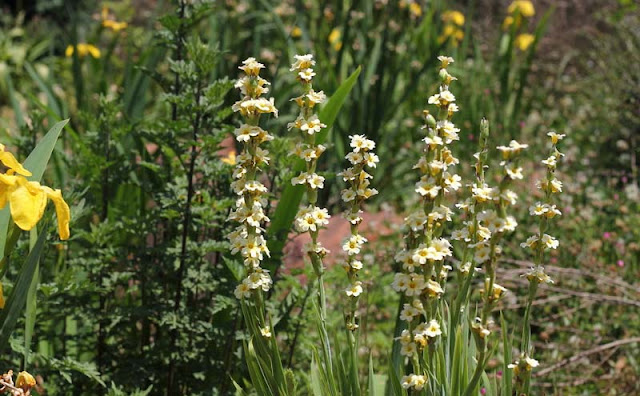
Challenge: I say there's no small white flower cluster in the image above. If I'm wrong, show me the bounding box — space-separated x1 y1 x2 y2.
339 134 378 330
288 54 331 270
229 57 277 300
401 374 427 391
397 316 442 358
451 209 517 264
508 354 540 376
294 205 329 233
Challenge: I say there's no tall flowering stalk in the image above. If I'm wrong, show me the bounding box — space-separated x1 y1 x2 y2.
339 134 378 393
391 56 461 392
229 56 277 332
511 131 565 394
229 57 298 395
288 53 332 314
287 54 340 387
340 134 378 329
457 128 528 396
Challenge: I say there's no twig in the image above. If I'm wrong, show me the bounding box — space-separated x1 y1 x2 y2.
496 267 640 308
535 337 640 377
502 258 640 295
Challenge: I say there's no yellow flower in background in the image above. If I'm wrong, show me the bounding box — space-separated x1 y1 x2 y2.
438 25 464 46
65 44 101 59
0 283 4 309
439 10 465 46
515 33 535 50
101 6 128 33
103 19 128 32
508 0 535 17
442 10 465 26
328 28 342 51
221 150 237 165
409 2 422 17
101 5 110 20
291 26 302 38
502 15 516 30
0 145 70 240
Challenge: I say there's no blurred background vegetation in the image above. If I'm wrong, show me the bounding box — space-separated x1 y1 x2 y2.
0 0 638 395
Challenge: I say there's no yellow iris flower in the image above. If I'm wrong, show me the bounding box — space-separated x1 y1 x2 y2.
442 10 465 27
515 33 535 51
439 10 465 46
409 2 422 17
291 26 302 38
0 145 70 240
103 19 128 32
101 6 128 33
65 43 101 59
221 150 237 165
328 28 342 51
508 0 535 17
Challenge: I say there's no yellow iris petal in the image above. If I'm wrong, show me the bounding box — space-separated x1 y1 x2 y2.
0 151 32 177
9 180 48 232
43 187 71 240
0 173 18 209
87 45 101 58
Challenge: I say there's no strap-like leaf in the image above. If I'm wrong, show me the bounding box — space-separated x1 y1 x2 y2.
0 225 47 348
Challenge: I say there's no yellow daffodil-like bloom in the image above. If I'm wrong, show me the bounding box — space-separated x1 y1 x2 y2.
65 44 101 59
442 10 465 26
328 28 342 51
0 283 5 309
0 145 70 240
515 33 535 50
508 0 535 17
16 371 36 390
